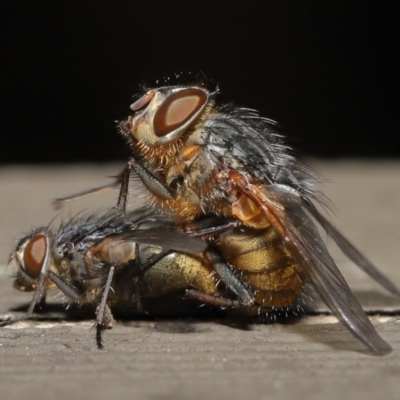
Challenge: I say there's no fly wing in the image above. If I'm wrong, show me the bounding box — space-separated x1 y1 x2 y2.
246 183 392 355
303 200 400 297
110 228 207 254
57 208 205 254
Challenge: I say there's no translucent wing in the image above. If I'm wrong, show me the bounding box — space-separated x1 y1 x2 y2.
304 200 400 296
112 228 206 254
207 109 398 295
236 180 392 355
55 208 206 255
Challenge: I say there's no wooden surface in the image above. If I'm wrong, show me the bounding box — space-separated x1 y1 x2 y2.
0 161 399 400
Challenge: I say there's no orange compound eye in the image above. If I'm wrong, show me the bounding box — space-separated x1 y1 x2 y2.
130 90 155 111
153 88 208 137
23 234 47 278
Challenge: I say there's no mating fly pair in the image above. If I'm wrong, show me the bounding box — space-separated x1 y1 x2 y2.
5 82 399 355
62 82 399 356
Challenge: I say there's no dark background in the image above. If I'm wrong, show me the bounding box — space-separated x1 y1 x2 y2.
1 1 398 163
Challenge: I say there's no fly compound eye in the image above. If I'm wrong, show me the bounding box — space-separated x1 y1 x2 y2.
153 88 208 137
130 90 156 111
23 234 47 278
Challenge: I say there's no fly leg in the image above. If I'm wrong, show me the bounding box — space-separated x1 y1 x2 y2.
0 271 50 327
116 162 132 212
185 290 240 308
48 271 85 300
52 170 125 210
206 250 254 307
95 304 115 350
115 157 175 213
0 271 84 328
51 155 173 211
95 265 116 350
132 244 144 313
38 291 47 309
132 278 144 313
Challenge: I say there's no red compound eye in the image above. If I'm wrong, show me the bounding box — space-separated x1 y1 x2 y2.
130 90 155 111
23 234 47 278
153 88 207 137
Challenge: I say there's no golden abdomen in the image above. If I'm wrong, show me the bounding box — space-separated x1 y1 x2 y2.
218 226 306 309
140 250 219 298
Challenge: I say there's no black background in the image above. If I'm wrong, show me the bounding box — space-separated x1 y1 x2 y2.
1 1 398 163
